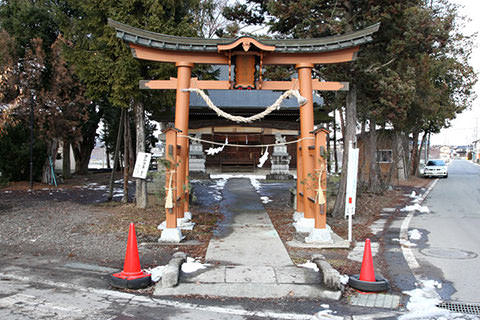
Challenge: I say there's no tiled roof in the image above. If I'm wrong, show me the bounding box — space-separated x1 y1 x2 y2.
108 19 379 54
189 90 323 109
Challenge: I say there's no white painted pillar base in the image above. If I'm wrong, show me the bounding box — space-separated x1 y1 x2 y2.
305 225 333 244
293 211 304 222
159 228 184 243
183 211 192 221
157 219 195 231
293 217 315 233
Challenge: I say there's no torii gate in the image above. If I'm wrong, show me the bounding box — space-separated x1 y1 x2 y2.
109 19 379 242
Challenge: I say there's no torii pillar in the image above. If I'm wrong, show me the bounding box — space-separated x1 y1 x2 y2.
296 63 317 231
174 62 194 222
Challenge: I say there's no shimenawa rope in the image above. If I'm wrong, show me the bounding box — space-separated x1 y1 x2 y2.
178 135 314 148
183 88 307 123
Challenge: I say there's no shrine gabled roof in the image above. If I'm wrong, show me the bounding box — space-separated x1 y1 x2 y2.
189 90 323 109
108 19 380 54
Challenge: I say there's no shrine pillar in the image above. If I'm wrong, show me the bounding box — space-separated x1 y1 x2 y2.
174 62 194 221
294 63 316 232
159 127 183 242
305 128 332 242
294 140 304 220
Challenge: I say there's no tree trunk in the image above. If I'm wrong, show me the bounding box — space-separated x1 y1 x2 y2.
122 110 130 203
106 148 111 169
72 135 96 175
416 131 428 177
359 119 368 186
135 102 147 208
72 107 100 175
410 131 419 176
333 111 339 173
332 84 357 218
394 131 408 181
126 113 135 175
62 140 71 179
108 108 125 201
367 118 383 194
401 132 410 179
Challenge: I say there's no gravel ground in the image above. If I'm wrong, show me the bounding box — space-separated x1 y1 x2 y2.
0 174 176 269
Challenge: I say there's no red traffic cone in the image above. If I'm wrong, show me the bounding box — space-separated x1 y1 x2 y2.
359 238 376 282
348 238 390 292
109 223 151 289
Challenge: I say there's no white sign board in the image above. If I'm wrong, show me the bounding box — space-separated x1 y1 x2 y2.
345 143 359 217
132 152 152 179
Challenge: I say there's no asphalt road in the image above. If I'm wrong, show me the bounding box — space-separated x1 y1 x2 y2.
409 159 480 303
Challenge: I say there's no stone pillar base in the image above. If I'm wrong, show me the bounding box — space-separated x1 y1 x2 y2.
305 225 333 244
293 211 304 222
157 219 195 231
159 228 184 243
293 217 315 233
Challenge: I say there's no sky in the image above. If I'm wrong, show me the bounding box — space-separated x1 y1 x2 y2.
430 0 480 146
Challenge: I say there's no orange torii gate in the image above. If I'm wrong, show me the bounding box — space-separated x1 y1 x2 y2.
109 20 379 243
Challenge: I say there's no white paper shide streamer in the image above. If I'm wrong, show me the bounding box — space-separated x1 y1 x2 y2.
257 146 269 168
206 137 228 155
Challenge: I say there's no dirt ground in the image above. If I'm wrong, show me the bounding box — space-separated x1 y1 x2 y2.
0 173 218 270
0 172 431 281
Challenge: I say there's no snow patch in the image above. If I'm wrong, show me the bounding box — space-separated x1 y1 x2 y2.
260 196 272 204
146 265 167 282
339 274 349 285
292 217 315 233
181 257 209 273
408 229 422 241
400 203 430 213
298 260 319 272
400 280 450 320
392 238 417 247
409 191 417 198
209 173 266 192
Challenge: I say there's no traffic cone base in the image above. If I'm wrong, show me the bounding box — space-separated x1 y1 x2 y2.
109 223 151 289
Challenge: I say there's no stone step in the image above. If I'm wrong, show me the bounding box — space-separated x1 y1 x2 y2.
154 282 342 300
180 265 320 285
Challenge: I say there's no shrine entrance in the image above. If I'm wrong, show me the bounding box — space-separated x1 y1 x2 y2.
109 19 379 243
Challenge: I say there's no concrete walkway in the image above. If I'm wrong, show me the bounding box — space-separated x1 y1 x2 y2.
205 178 292 266
154 178 342 300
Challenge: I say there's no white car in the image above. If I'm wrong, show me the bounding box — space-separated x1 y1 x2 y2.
423 159 448 178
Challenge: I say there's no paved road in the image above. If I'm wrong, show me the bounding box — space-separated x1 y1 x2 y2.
409 160 480 303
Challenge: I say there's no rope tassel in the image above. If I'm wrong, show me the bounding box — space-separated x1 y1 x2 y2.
165 171 174 209
315 165 326 205
183 88 308 123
